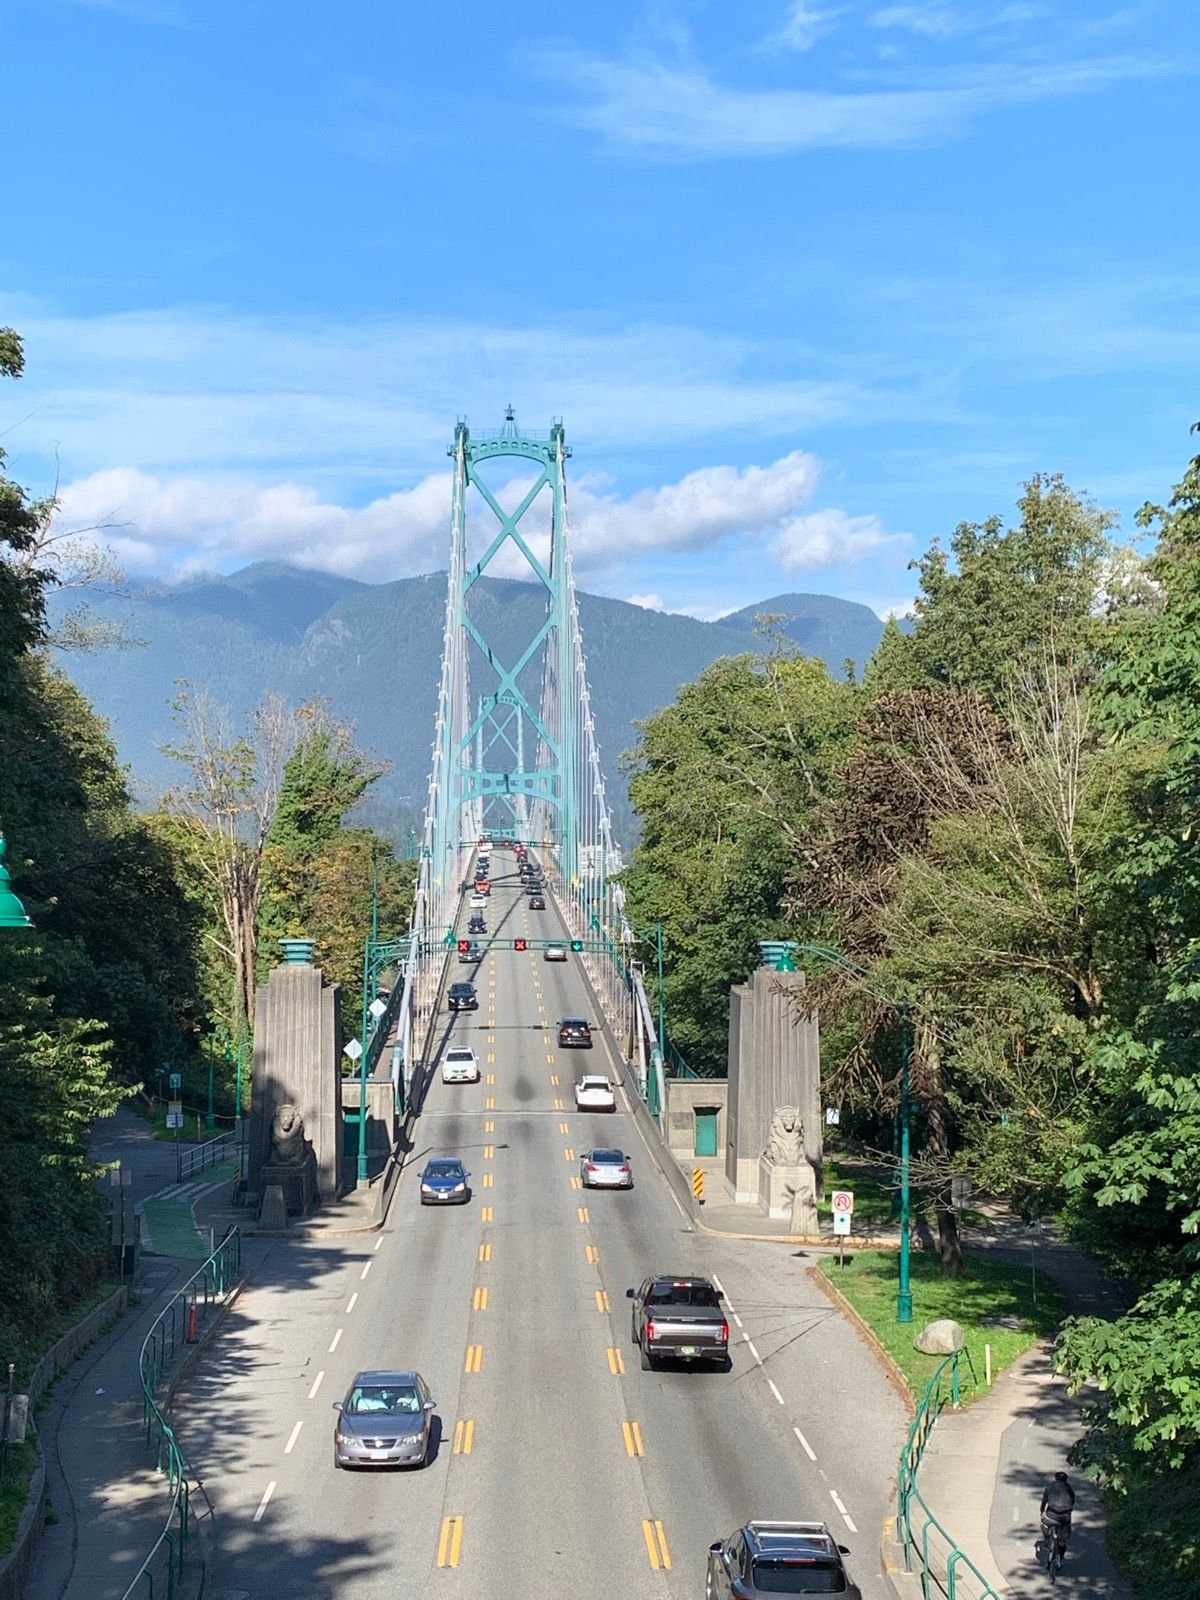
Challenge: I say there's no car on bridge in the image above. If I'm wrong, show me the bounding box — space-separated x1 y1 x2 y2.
467 914 487 933
544 943 567 963
706 1521 861 1598
574 1075 616 1112
332 1369 436 1469
627 1275 729 1370
441 1045 480 1084
528 893 545 910
447 982 478 1011
418 1157 471 1206
557 1017 593 1048
580 1147 632 1189
469 891 488 908
458 942 483 964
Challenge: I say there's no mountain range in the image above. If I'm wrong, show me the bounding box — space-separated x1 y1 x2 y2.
49 565 886 842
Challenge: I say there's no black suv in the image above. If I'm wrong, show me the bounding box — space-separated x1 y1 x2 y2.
706 1521 860 1598
467 914 487 933
447 982 478 1011
557 1018 592 1048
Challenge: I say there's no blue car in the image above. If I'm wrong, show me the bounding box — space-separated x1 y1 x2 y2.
418 1157 471 1205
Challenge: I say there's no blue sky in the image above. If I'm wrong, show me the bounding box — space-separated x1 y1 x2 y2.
1 0 1195 619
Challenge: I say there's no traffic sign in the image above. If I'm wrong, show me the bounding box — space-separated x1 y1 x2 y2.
166 1101 184 1130
343 1038 363 1061
169 1072 181 1091
570 939 583 952
831 1189 855 1215
368 997 388 1020
514 938 527 952
833 1211 852 1236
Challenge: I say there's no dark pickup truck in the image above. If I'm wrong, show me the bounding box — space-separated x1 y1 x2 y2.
627 1276 730 1370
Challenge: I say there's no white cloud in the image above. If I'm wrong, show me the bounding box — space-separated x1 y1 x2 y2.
52 448 899 591
770 507 904 571
625 592 665 611
770 2 845 52
868 3 1047 39
533 47 1179 157
0 296 875 487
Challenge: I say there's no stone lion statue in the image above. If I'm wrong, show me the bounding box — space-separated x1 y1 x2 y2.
765 1106 804 1166
269 1103 308 1166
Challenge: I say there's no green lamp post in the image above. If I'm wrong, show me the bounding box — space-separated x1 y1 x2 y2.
792 941 914 1326
0 836 32 929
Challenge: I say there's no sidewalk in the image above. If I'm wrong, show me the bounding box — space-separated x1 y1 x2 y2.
24 1109 247 1600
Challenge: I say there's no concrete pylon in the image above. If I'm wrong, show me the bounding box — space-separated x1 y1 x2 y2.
248 940 343 1204
724 943 822 1204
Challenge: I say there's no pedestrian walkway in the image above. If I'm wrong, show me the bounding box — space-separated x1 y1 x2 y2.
24 1110 251 1600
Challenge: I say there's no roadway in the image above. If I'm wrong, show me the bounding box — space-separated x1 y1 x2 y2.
175 852 906 1600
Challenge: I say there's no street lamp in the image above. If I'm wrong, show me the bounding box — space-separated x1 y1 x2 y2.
792 942 914 1325
0 835 32 929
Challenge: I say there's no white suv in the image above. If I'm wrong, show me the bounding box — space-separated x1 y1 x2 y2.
574 1076 616 1112
441 1046 480 1084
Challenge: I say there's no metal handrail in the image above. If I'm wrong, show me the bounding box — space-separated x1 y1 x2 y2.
896 1352 1000 1600
122 1228 242 1600
664 1039 703 1080
177 1128 238 1182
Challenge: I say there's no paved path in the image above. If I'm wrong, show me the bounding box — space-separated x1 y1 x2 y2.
24 1109 245 1600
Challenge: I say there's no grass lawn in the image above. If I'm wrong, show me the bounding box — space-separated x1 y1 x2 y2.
819 1157 895 1225
820 1248 1064 1405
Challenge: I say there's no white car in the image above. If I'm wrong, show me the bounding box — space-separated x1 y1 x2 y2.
543 944 567 962
469 892 487 908
441 1046 480 1084
574 1075 616 1112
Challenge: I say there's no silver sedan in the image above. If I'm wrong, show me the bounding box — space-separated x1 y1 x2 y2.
580 1147 633 1189
332 1369 435 1468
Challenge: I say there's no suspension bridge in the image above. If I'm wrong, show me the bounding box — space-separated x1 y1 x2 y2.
360 410 668 1133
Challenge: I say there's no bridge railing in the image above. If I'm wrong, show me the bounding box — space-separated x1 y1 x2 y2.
896 1352 1000 1600
177 1127 240 1183
122 1227 242 1600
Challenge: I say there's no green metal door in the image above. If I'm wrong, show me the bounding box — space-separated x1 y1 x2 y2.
694 1108 719 1158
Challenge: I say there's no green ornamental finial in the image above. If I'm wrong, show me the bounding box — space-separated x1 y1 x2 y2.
0 834 33 930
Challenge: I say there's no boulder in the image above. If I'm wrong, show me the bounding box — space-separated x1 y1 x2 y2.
914 1318 964 1355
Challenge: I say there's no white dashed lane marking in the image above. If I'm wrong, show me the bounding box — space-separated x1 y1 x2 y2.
308 1371 325 1400
253 1480 276 1523
284 1421 302 1455
794 1426 818 1462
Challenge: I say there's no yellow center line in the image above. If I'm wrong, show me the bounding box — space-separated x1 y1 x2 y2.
559 1121 569 1134
595 1289 610 1313
483 1144 494 1158
486 1073 495 1085
622 1421 645 1458
437 1515 464 1567
484 1120 494 1134
487 1051 496 1063
577 1206 589 1222
473 1286 489 1311
478 1242 491 1262
642 1520 671 1571
563 1147 575 1161
570 1175 582 1190
482 1172 494 1188
555 1097 565 1110
549 1073 559 1084
481 1206 493 1222
606 1346 626 1374
464 1345 483 1373
586 1244 599 1264
485 1096 495 1110
452 1419 474 1455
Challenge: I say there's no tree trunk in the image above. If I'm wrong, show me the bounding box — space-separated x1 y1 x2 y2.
917 1002 964 1276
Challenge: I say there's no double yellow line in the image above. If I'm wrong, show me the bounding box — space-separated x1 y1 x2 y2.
437 1514 464 1567
642 1519 671 1570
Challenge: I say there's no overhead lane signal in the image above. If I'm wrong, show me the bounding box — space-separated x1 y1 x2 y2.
514 939 527 952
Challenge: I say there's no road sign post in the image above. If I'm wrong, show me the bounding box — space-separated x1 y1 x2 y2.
831 1190 854 1268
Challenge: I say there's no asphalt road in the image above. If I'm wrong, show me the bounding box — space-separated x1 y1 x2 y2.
176 858 906 1600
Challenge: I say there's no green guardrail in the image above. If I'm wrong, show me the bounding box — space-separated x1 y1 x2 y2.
122 1228 242 1600
897 1351 1000 1600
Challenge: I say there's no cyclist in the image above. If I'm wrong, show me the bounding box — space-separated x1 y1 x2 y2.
1039 1471 1076 1563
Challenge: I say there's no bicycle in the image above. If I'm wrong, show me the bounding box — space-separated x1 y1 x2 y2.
1039 1515 1069 1581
